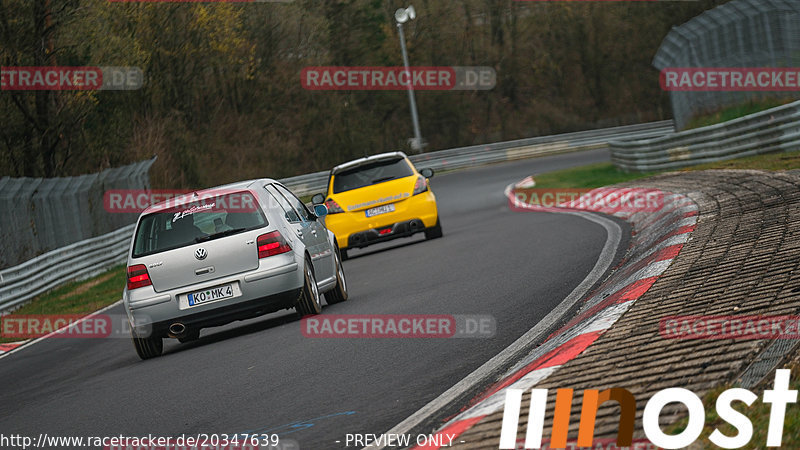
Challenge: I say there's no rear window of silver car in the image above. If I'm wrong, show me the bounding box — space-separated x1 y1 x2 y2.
332 157 414 194
132 191 267 258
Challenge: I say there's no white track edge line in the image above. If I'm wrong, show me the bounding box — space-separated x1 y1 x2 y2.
0 299 123 361
364 184 622 450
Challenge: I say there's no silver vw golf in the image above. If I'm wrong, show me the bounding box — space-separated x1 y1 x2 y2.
123 179 348 360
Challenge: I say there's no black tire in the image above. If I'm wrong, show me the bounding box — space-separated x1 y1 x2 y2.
177 329 200 344
132 331 163 360
296 256 322 316
425 218 444 240
325 245 349 305
340 248 349 261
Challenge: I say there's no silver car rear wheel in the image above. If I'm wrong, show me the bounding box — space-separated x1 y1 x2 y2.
325 245 348 305
296 257 321 316
132 330 163 360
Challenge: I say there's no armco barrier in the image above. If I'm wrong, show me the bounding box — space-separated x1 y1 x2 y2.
610 100 800 172
0 224 134 313
281 120 673 197
0 121 672 313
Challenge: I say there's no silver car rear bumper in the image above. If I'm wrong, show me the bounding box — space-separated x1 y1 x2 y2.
125 258 303 337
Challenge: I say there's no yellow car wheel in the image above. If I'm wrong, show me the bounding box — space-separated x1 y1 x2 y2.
424 218 443 240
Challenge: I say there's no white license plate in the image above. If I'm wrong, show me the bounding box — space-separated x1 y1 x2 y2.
365 204 395 217
188 284 234 306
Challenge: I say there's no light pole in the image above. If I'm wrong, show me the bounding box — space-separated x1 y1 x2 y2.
395 5 424 153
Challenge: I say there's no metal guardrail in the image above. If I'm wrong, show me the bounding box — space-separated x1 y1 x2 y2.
0 224 134 313
609 100 800 172
281 120 674 197
0 120 673 313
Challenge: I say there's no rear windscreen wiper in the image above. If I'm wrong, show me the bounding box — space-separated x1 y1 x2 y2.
194 228 246 243
372 176 395 184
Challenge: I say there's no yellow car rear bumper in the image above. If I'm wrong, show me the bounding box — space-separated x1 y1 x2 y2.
325 191 439 249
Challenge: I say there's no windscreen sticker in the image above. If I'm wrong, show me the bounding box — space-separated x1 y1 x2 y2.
172 203 214 222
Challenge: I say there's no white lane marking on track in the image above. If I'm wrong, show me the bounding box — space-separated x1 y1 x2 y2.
0 299 123 361
364 183 623 450
461 303 635 423
500 301 634 379
457 366 559 421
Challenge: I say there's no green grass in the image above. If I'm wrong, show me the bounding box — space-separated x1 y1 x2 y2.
0 265 126 343
530 163 658 189
685 98 794 130
531 151 800 190
666 364 800 448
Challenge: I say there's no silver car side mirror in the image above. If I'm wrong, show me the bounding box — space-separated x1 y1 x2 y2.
313 204 328 218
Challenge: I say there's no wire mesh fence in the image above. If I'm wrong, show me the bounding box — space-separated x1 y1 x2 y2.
653 0 800 130
0 158 156 269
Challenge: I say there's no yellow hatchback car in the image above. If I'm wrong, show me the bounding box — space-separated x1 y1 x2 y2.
311 152 442 259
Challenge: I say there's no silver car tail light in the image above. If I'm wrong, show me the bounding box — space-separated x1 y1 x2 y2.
257 231 292 258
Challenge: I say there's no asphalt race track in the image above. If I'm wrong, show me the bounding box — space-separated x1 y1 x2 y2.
0 149 628 449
